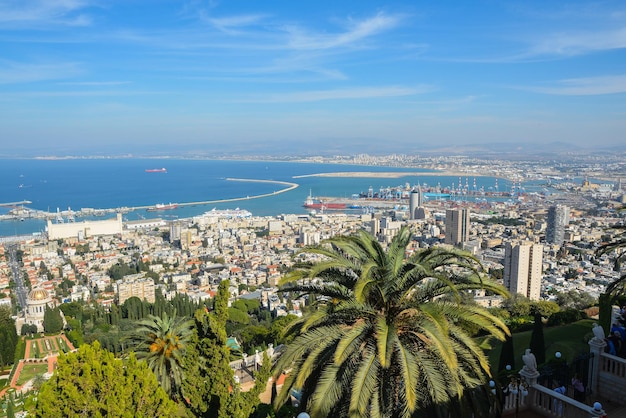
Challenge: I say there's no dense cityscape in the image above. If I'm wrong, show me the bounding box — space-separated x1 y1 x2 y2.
2 0 626 416
0 152 625 417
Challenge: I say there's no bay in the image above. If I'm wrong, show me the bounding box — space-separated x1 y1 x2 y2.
0 158 506 237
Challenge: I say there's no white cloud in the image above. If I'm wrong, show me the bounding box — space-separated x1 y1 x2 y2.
203 13 269 33
529 27 626 56
527 75 626 95
239 85 430 103
0 0 94 27
56 81 131 86
285 12 402 50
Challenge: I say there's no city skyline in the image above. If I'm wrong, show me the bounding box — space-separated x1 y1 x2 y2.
1 1 626 155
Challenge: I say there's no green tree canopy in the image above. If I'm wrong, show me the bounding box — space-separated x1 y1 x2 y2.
0 306 18 367
43 306 64 334
182 280 270 418
273 227 510 418
35 342 178 417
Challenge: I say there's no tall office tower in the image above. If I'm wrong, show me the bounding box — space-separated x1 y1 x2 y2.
503 242 543 300
546 205 570 245
409 187 423 220
445 208 470 245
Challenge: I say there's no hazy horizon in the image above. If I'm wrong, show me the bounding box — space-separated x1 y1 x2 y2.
1 1 625 155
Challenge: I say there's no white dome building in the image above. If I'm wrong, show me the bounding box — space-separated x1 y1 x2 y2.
16 288 56 334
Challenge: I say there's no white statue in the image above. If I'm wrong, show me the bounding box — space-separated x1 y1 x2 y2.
522 348 537 373
592 323 605 342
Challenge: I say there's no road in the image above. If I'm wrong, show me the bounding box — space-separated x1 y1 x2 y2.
6 244 28 310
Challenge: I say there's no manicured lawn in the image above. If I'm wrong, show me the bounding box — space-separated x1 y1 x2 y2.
57 336 69 352
487 319 595 372
29 340 41 358
15 363 48 386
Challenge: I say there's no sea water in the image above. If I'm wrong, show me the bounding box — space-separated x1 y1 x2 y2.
0 158 511 237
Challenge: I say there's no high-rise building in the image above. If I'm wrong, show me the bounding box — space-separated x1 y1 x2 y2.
445 208 470 245
546 205 569 245
503 242 543 300
409 187 423 220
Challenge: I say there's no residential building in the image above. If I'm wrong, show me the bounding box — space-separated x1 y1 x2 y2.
503 241 543 300
116 274 155 304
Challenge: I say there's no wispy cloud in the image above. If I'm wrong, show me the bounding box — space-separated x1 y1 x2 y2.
528 27 626 57
284 12 402 50
525 75 626 95
0 60 82 84
239 85 429 103
201 13 269 33
56 81 131 86
0 0 95 27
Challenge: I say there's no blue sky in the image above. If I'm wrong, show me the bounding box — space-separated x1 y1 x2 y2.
1 0 625 155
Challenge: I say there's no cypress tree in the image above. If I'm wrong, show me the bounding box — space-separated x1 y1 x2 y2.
529 312 546 365
43 306 64 334
498 333 515 372
0 307 18 367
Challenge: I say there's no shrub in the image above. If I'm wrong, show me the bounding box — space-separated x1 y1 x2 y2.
547 309 588 326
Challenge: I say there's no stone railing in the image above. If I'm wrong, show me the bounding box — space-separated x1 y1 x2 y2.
502 384 603 418
597 352 626 403
523 384 596 418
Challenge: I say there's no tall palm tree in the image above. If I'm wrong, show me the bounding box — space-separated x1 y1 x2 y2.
131 311 194 400
273 227 509 418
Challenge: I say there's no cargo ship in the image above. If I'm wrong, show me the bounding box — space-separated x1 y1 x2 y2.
303 196 346 210
145 168 167 173
147 203 178 212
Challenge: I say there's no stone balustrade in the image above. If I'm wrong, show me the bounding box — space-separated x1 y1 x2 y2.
597 352 626 402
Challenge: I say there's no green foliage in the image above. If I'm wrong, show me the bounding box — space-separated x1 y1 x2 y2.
274 227 510 418
129 312 194 400
268 315 297 346
7 398 15 418
498 334 515 372
14 336 26 365
59 301 83 319
488 319 595 371
555 289 596 310
231 299 249 313
531 300 560 317
107 261 137 280
182 281 270 418
20 323 38 335
599 293 613 336
547 309 588 326
35 342 178 417
529 313 546 365
43 306 64 334
0 306 18 367
227 307 250 325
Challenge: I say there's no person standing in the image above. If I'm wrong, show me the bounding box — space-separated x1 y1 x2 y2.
571 373 585 402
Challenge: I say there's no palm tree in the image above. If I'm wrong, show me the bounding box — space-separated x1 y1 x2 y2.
273 227 509 418
131 311 194 400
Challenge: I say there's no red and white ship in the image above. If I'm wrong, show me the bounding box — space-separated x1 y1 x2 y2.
303 195 346 210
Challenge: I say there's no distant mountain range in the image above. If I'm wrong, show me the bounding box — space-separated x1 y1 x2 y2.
1 139 624 160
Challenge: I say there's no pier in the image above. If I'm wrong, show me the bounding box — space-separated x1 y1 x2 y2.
0 178 299 222
0 200 32 207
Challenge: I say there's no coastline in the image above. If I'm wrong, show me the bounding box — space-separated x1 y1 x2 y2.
293 171 501 179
